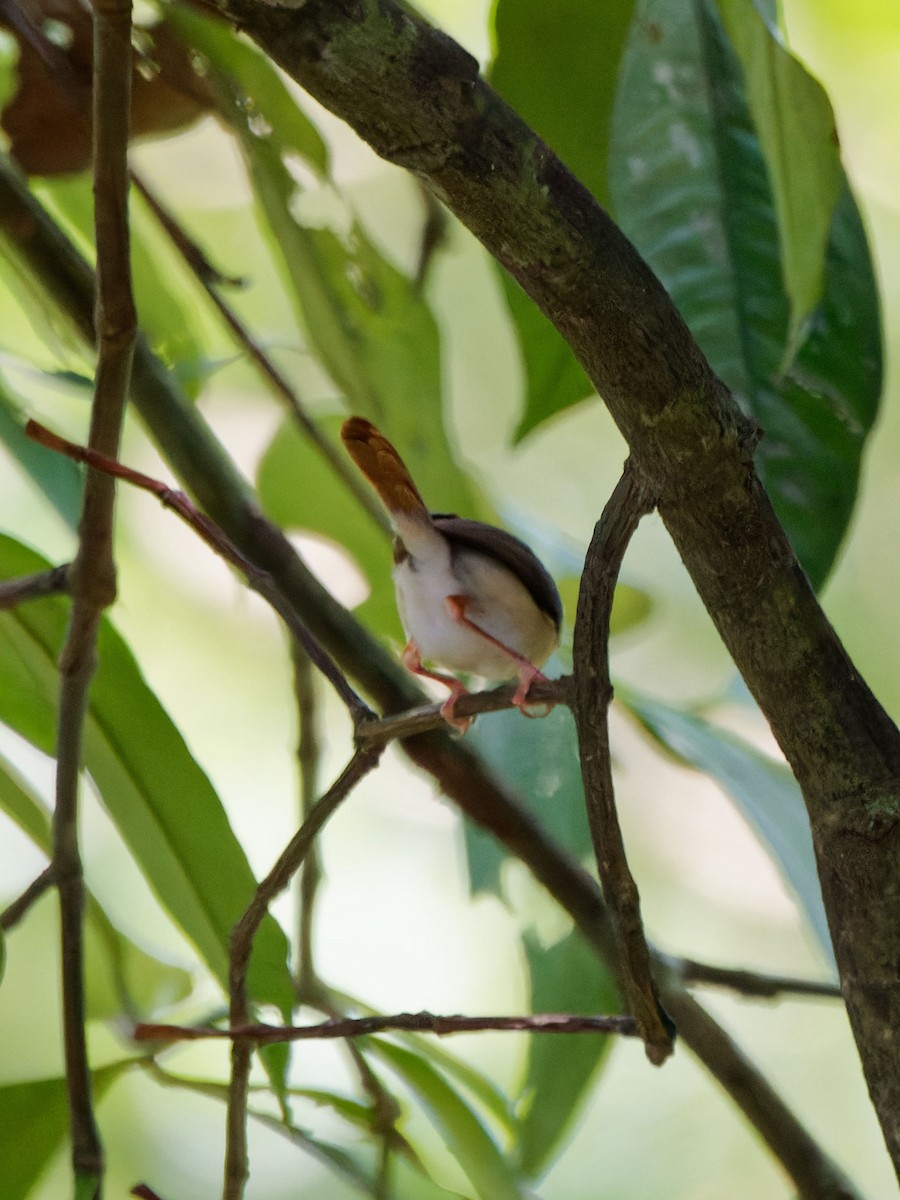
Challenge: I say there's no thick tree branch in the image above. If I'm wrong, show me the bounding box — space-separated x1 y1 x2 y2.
0 166 861 1196
202 0 900 1173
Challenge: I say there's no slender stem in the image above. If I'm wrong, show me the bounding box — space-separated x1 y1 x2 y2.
137 1010 641 1044
55 3 135 1195
291 643 323 994
223 745 381 1199
571 465 672 1063
674 958 842 1000
0 865 55 930
0 564 70 609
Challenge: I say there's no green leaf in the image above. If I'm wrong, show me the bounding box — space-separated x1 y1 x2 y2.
0 1061 125 1200
370 1039 525 1200
623 689 836 970
38 175 211 396
515 929 619 1175
170 6 476 518
0 378 81 528
489 0 636 439
609 0 881 589
464 706 589 898
0 535 294 1015
715 0 843 348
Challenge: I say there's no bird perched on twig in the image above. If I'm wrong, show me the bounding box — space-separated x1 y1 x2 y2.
341 417 562 730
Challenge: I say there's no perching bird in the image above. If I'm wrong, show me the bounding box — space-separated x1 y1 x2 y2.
341 417 562 730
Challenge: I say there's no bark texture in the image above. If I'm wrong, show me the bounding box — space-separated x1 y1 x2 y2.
215 0 900 1169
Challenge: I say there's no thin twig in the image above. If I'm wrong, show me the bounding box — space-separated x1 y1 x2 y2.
136 1010 640 1044
129 170 390 534
572 463 671 1063
0 864 55 930
675 958 842 1000
223 745 382 1200
26 420 372 724
291 643 323 994
355 675 574 741
54 2 136 1194
0 564 70 609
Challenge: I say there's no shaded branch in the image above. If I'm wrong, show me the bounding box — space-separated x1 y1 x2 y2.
675 958 842 1001
572 463 669 1063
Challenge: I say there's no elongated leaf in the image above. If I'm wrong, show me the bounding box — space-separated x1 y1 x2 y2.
371 1039 525 1200
0 1061 126 1200
516 930 619 1175
465 706 589 898
38 174 211 395
609 0 881 588
623 690 836 969
169 6 477 519
490 0 636 438
0 754 193 1016
715 0 843 346
0 535 293 1014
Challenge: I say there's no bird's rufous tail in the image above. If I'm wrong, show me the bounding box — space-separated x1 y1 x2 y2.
340 417 430 520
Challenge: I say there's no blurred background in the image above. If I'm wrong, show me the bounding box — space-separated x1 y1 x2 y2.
0 0 898 1195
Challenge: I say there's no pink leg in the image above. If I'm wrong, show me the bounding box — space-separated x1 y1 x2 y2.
445 595 551 717
402 641 472 732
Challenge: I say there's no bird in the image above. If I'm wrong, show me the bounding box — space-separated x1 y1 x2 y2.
340 416 562 730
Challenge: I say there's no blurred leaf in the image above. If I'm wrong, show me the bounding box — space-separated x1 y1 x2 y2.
623 689 836 970
38 174 211 395
557 577 652 640
0 1061 126 1200
489 0 636 439
609 0 881 589
371 1039 525 1200
171 5 476 518
515 929 619 1175
0 379 81 527
465 706 589 898
715 0 843 349
0 535 294 1014
0 3 212 177
258 416 398 637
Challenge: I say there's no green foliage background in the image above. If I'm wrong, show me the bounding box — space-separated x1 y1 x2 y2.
0 0 898 1197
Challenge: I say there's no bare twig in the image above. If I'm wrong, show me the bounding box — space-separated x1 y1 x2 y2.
355 675 574 741
0 864 55 930
26 420 372 724
136 1010 640 1044
53 2 136 1194
0 564 70 609
224 745 382 1199
571 464 671 1063
291 643 322 994
675 958 842 1000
